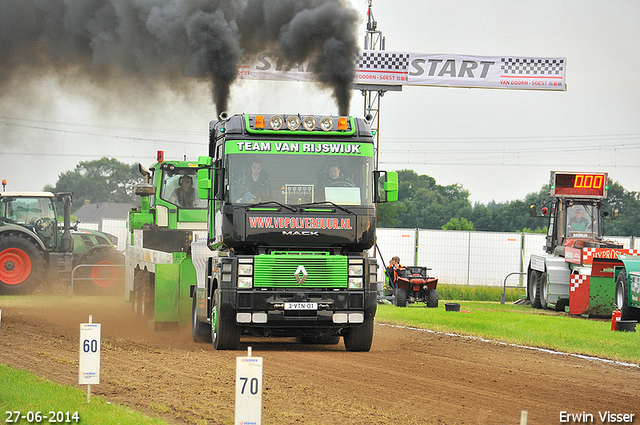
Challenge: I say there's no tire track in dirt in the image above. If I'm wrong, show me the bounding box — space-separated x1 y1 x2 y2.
1 296 639 424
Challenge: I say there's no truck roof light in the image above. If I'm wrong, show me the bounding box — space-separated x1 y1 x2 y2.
320 117 334 131
269 115 284 130
338 117 348 130
255 115 265 129
157 151 164 163
286 115 301 130
302 116 317 131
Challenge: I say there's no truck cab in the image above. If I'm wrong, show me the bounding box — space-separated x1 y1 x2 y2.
126 156 210 328
191 113 398 351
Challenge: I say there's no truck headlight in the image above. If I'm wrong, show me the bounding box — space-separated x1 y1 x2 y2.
238 276 253 288
348 277 363 289
238 263 253 275
348 264 364 276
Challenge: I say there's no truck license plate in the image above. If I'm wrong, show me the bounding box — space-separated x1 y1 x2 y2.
284 302 317 310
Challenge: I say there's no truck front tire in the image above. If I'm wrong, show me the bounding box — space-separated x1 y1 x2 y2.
211 289 240 350
343 317 374 352
539 271 548 309
528 269 542 309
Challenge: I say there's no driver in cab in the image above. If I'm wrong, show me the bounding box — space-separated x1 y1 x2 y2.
320 164 354 190
568 209 593 232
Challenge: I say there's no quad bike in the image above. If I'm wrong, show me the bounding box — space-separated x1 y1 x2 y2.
395 266 439 308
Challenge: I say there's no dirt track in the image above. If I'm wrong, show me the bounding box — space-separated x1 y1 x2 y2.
0 295 639 425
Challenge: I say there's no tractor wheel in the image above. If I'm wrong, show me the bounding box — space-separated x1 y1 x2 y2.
616 269 640 321
211 289 240 350
539 271 548 310
192 293 212 343
528 270 542 309
79 248 125 294
426 289 439 308
51 280 68 296
395 287 407 307
0 234 45 295
343 317 374 352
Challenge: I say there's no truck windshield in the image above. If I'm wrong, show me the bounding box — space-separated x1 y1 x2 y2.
160 168 207 209
226 153 374 206
565 204 600 238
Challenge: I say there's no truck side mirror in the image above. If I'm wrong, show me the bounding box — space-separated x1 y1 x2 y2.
196 156 214 200
374 171 398 203
196 168 211 200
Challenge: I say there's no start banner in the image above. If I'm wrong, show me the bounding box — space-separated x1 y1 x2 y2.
237 50 566 91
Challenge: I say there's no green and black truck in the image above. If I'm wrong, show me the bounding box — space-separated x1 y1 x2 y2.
191 113 398 351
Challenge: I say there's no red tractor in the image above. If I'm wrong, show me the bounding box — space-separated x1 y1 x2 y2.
395 266 439 308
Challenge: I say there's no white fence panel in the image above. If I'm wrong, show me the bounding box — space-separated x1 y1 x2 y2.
417 230 470 285
603 235 632 249
469 232 522 286
370 228 416 284
101 219 129 251
77 222 99 231
375 228 416 266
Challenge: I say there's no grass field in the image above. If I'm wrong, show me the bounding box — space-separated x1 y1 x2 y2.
0 363 169 425
376 299 640 364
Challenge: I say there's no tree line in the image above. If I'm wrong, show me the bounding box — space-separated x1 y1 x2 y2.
44 159 640 236
377 170 640 236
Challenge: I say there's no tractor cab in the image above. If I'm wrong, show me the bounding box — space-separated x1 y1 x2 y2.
530 172 620 256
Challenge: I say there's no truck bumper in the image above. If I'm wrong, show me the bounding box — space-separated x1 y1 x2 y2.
230 288 377 334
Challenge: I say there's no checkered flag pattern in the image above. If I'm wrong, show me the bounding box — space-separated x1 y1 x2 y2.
570 274 587 292
501 57 564 75
357 52 409 71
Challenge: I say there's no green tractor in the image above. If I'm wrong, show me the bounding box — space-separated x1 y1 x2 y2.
0 191 124 295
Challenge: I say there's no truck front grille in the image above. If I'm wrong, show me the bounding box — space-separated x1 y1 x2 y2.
254 252 347 288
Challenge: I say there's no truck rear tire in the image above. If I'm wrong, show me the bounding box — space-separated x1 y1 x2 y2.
616 269 640 321
211 289 240 350
395 287 407 307
0 234 45 295
528 270 542 309
343 317 374 352
133 271 154 318
192 294 212 343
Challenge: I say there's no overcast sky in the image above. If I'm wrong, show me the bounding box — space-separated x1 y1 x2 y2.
1 0 639 205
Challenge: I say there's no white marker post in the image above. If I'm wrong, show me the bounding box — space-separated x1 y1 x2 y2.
235 347 263 425
79 315 101 403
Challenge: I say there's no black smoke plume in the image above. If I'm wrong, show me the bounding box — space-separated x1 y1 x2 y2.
0 0 359 115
